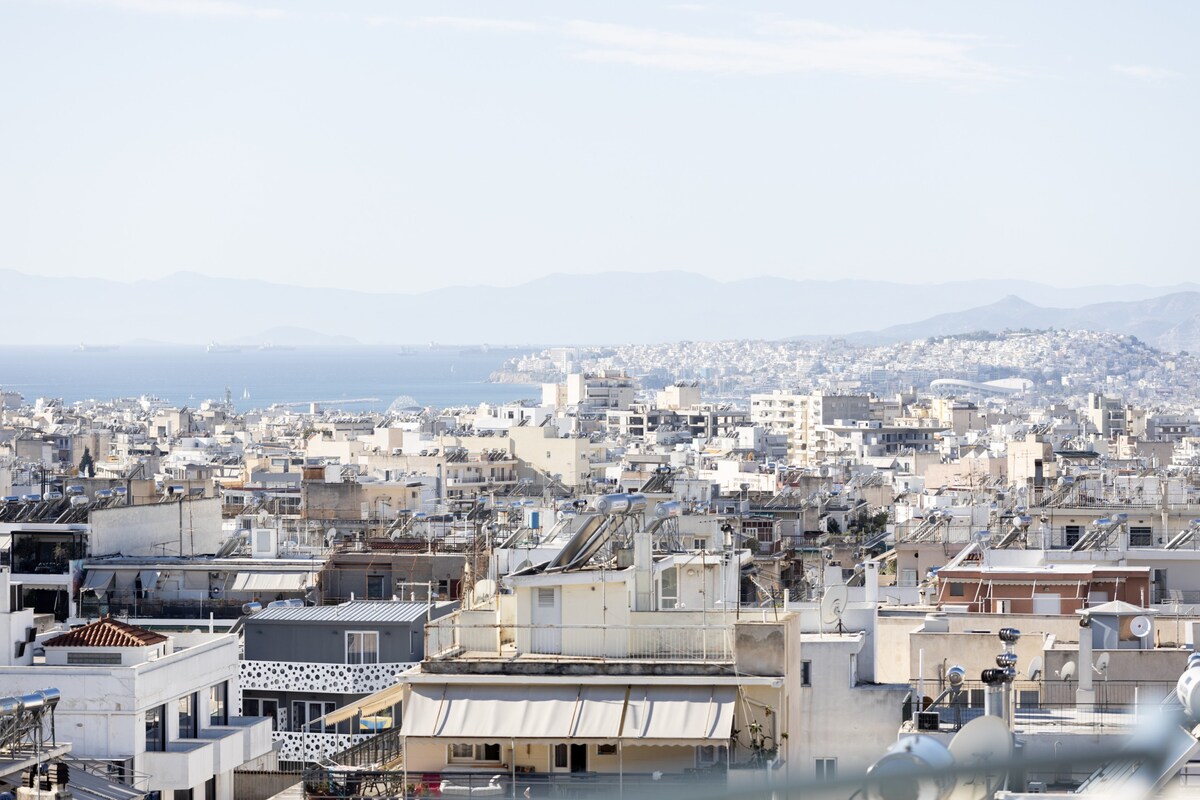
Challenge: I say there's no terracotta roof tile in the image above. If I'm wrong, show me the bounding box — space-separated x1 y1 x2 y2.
44 616 169 649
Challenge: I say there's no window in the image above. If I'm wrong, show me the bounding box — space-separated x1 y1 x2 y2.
1064 525 1082 547
68 652 122 665
366 575 387 600
209 682 228 726
537 587 556 608
801 660 812 687
262 699 278 730
346 631 379 664
449 743 501 763
174 791 193 800
179 693 197 739
660 567 678 610
949 583 964 597
696 745 727 766
815 758 837 781
145 705 166 752
291 701 336 733
1129 526 1153 547
204 778 216 800
693 538 706 551
597 744 617 756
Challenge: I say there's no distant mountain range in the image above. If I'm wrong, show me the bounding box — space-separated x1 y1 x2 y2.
2 268 1199 349
842 292 1200 352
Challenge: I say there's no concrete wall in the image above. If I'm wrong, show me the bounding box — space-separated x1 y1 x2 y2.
793 635 908 779
89 497 223 557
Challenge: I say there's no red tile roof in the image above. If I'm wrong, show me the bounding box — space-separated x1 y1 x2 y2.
43 616 169 649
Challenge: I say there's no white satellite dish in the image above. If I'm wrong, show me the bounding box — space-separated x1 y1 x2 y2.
1129 615 1153 639
1026 656 1043 681
946 715 1012 800
473 579 496 606
1094 652 1111 678
1058 660 1076 681
821 585 850 628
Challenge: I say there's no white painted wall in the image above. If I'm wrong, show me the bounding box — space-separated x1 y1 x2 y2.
89 497 223 556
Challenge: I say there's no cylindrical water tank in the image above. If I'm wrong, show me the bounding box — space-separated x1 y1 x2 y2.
654 501 682 519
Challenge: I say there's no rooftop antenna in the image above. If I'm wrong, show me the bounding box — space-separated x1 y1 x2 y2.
821 584 849 634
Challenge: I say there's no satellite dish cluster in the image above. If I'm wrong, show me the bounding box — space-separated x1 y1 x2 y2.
866 629 1020 800
866 715 1011 800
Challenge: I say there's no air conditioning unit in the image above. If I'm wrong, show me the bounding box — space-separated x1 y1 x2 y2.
915 711 940 731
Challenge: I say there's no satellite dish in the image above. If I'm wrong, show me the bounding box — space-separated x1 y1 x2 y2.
473 579 496 605
821 585 850 627
1026 656 1043 681
1129 615 1153 639
1094 652 1111 677
946 715 1012 800
1058 660 1076 681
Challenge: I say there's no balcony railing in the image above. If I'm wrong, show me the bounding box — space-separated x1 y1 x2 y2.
276 731 374 764
241 660 416 695
426 623 734 662
303 766 737 800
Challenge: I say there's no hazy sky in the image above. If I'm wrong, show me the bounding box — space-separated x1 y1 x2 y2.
2 1 1196 293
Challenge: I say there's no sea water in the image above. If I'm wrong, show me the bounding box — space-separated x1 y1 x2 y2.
0 346 538 412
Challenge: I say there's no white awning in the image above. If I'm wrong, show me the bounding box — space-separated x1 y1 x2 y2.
0 533 10 551
230 572 315 592
395 684 734 744
139 569 161 591
81 570 115 592
622 685 737 743
324 683 406 727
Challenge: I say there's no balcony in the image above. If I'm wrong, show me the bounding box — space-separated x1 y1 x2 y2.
304 766 748 800
425 620 734 669
197 727 245 775
240 660 417 695
276 731 374 763
142 740 216 790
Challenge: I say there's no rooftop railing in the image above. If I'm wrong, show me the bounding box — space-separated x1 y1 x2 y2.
426 622 735 662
